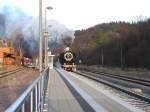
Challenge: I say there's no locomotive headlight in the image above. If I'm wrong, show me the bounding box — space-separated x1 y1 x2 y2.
64 52 73 61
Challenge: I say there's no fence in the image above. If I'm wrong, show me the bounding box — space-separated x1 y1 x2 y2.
5 67 49 112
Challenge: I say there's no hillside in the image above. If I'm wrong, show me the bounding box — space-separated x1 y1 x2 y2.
72 19 150 68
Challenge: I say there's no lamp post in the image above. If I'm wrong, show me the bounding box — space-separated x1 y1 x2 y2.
39 0 43 72
44 6 53 68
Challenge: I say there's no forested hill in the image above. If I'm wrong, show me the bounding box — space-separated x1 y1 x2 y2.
72 19 150 68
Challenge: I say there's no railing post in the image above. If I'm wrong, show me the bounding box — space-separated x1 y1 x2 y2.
30 91 33 112
35 83 38 111
39 78 42 111
40 76 43 110
21 103 25 112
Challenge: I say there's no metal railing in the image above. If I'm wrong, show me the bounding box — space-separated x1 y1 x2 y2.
5 67 49 112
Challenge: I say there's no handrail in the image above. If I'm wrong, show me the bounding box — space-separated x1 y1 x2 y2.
5 67 49 112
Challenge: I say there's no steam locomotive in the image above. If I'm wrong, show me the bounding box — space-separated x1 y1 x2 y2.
59 50 76 71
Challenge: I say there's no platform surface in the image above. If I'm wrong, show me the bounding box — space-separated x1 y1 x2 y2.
47 69 84 112
46 68 143 112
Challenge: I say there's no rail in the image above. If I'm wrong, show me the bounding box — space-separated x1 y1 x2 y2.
0 68 23 79
75 71 150 103
5 67 49 112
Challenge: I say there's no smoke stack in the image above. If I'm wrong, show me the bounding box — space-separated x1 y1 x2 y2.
65 47 70 51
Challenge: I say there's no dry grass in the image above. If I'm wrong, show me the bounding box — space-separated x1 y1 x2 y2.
0 67 39 111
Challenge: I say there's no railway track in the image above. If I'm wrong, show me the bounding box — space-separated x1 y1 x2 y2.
0 67 24 78
81 70 150 87
74 70 150 103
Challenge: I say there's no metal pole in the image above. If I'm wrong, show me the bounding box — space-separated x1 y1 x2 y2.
38 81 41 110
21 104 25 112
101 46 104 66
30 92 33 112
45 9 47 31
44 7 52 68
46 36 48 67
45 8 47 68
39 0 43 72
35 85 38 111
121 45 123 68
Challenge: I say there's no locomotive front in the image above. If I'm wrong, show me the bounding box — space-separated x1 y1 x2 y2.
59 50 76 71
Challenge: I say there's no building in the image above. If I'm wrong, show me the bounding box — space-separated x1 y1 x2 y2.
48 51 55 69
0 47 15 65
0 39 20 65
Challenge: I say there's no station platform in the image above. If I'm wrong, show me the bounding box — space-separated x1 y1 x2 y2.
47 69 84 112
44 68 144 112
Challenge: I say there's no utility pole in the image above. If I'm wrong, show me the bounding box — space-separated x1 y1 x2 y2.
101 45 104 66
121 44 123 69
44 6 53 68
39 0 43 72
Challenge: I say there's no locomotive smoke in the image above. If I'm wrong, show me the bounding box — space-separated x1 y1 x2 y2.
47 20 75 49
0 6 39 59
0 6 75 59
0 14 6 37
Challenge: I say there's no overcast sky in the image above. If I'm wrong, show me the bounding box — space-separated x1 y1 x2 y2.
0 0 150 30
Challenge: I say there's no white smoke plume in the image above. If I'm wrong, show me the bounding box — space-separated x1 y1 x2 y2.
47 20 75 49
0 6 75 58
